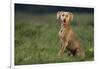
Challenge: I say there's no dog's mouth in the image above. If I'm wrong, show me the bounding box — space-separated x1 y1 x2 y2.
63 19 66 23
62 19 67 25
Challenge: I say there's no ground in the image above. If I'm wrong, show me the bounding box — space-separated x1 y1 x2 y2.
15 12 94 65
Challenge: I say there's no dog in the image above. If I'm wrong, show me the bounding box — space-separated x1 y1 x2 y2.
57 11 85 58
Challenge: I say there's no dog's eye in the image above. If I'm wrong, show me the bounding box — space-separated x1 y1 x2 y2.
66 15 68 17
62 14 64 16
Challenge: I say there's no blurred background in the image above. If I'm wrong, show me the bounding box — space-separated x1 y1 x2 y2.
15 3 94 65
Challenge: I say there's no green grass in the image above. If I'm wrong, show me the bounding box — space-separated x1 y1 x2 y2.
15 12 94 65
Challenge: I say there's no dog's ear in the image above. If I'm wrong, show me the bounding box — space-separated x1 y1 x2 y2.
70 13 74 21
57 11 61 19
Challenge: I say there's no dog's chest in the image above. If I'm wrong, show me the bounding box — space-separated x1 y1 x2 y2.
59 28 65 38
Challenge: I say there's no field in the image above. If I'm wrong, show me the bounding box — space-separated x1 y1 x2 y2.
15 12 94 65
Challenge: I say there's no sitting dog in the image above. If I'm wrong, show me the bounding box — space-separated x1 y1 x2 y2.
57 11 85 58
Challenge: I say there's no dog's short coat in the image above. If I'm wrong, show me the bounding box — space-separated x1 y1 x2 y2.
57 11 85 58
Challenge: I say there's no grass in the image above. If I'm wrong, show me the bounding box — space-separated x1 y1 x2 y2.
15 12 94 65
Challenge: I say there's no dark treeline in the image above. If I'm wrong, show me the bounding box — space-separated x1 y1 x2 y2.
15 3 94 14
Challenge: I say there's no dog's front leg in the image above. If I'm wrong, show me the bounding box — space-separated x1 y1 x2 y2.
63 42 68 52
58 39 65 56
58 40 68 56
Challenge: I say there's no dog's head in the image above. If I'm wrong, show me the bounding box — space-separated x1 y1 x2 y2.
57 11 73 25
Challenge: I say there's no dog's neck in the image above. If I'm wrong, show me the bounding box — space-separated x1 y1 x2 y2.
61 22 71 29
